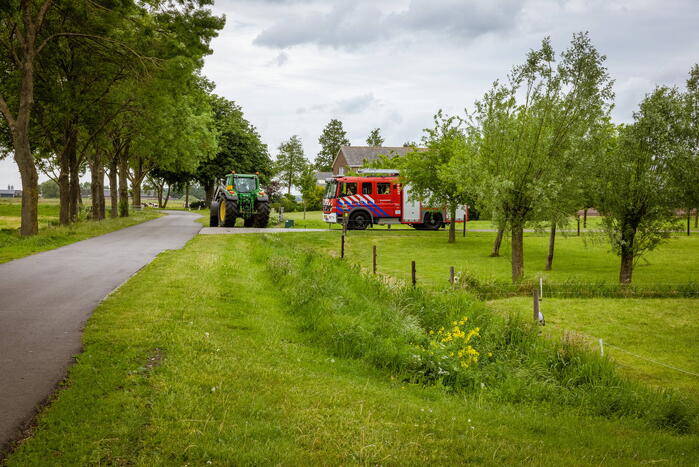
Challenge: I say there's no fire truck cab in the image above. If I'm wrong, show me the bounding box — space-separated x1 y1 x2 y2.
322 169 467 230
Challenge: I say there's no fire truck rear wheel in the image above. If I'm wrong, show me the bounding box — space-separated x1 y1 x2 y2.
349 211 370 230
423 212 442 231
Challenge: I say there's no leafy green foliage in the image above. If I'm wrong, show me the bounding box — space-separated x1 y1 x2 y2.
469 33 614 281
195 95 270 201
596 87 687 283
315 118 349 171
275 135 307 195
366 127 384 146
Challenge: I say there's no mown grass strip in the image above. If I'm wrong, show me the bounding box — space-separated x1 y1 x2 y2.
5 235 698 465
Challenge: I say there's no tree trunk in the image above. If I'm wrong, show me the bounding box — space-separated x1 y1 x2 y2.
156 181 164 208
511 223 524 282
98 163 106 220
619 224 636 284
545 222 556 271
15 150 39 235
448 205 456 243
688 209 691 236
90 159 100 220
1 24 40 236
583 208 588 228
118 152 129 217
69 150 80 222
695 208 698 228
204 181 214 207
108 159 118 218
132 178 142 208
184 183 189 209
162 184 171 208
490 228 504 257
58 155 70 225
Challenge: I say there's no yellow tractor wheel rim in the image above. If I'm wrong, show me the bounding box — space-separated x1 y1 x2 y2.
219 201 226 222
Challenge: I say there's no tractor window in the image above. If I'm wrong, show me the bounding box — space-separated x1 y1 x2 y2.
362 183 373 195
234 178 256 193
341 182 357 196
377 183 391 195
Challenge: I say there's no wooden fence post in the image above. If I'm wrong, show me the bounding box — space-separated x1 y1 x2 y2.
372 245 377 274
341 234 345 259
577 216 581 237
450 266 455 287
411 261 416 287
533 288 540 321
463 214 467 237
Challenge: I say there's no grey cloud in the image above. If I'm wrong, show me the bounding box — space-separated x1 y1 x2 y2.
275 51 289 66
254 0 524 49
295 93 376 115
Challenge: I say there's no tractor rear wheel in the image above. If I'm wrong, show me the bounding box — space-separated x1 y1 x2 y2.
218 198 237 227
243 217 254 227
209 201 219 227
253 201 270 228
349 210 370 230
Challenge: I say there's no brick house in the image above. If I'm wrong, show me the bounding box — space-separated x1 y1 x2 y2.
331 146 423 176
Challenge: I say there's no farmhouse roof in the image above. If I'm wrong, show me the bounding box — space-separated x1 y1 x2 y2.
315 171 333 179
337 146 424 167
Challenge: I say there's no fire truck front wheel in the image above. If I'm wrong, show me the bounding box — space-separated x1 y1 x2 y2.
349 211 371 230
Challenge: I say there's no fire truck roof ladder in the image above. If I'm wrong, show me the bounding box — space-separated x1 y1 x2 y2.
356 168 400 175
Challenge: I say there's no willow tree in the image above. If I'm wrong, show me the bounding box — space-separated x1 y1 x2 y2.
597 88 685 284
471 33 613 281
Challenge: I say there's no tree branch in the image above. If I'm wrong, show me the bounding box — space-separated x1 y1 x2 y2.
0 94 17 129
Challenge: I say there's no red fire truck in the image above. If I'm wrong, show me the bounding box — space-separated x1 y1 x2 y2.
322 169 467 230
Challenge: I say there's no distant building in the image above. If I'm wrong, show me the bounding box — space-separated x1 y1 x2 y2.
315 171 333 185
331 146 425 176
0 185 21 198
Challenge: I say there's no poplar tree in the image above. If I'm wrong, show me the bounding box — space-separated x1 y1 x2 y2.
315 118 349 171
276 135 307 195
366 127 384 146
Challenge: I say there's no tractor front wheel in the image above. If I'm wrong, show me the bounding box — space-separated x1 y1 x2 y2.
218 198 237 227
209 201 219 227
253 201 270 228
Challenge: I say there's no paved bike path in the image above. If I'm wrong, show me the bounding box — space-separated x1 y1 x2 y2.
0 211 201 453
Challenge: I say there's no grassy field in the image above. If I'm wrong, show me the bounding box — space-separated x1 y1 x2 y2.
0 199 161 263
5 234 697 465
488 298 699 401
273 230 699 290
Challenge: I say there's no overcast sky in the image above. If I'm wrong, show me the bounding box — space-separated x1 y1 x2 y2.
1 0 698 188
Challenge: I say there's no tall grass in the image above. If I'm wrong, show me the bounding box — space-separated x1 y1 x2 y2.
453 270 699 299
259 235 697 434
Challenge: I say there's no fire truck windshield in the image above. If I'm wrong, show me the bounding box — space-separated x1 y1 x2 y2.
324 181 337 199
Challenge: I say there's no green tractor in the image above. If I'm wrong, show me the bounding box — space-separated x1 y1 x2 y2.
209 173 270 228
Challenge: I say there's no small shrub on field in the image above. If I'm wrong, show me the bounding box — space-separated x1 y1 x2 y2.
260 237 697 433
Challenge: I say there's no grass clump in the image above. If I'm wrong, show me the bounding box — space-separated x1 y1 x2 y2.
260 235 698 434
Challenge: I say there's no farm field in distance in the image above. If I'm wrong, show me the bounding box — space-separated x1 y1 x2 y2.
5 234 697 465
0 199 161 263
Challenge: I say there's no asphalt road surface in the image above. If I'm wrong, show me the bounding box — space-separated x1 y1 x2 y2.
0 211 201 453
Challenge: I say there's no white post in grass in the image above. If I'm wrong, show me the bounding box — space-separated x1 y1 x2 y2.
599 338 604 356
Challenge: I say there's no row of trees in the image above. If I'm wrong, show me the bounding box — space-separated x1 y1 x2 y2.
382 33 698 285
1 0 272 234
